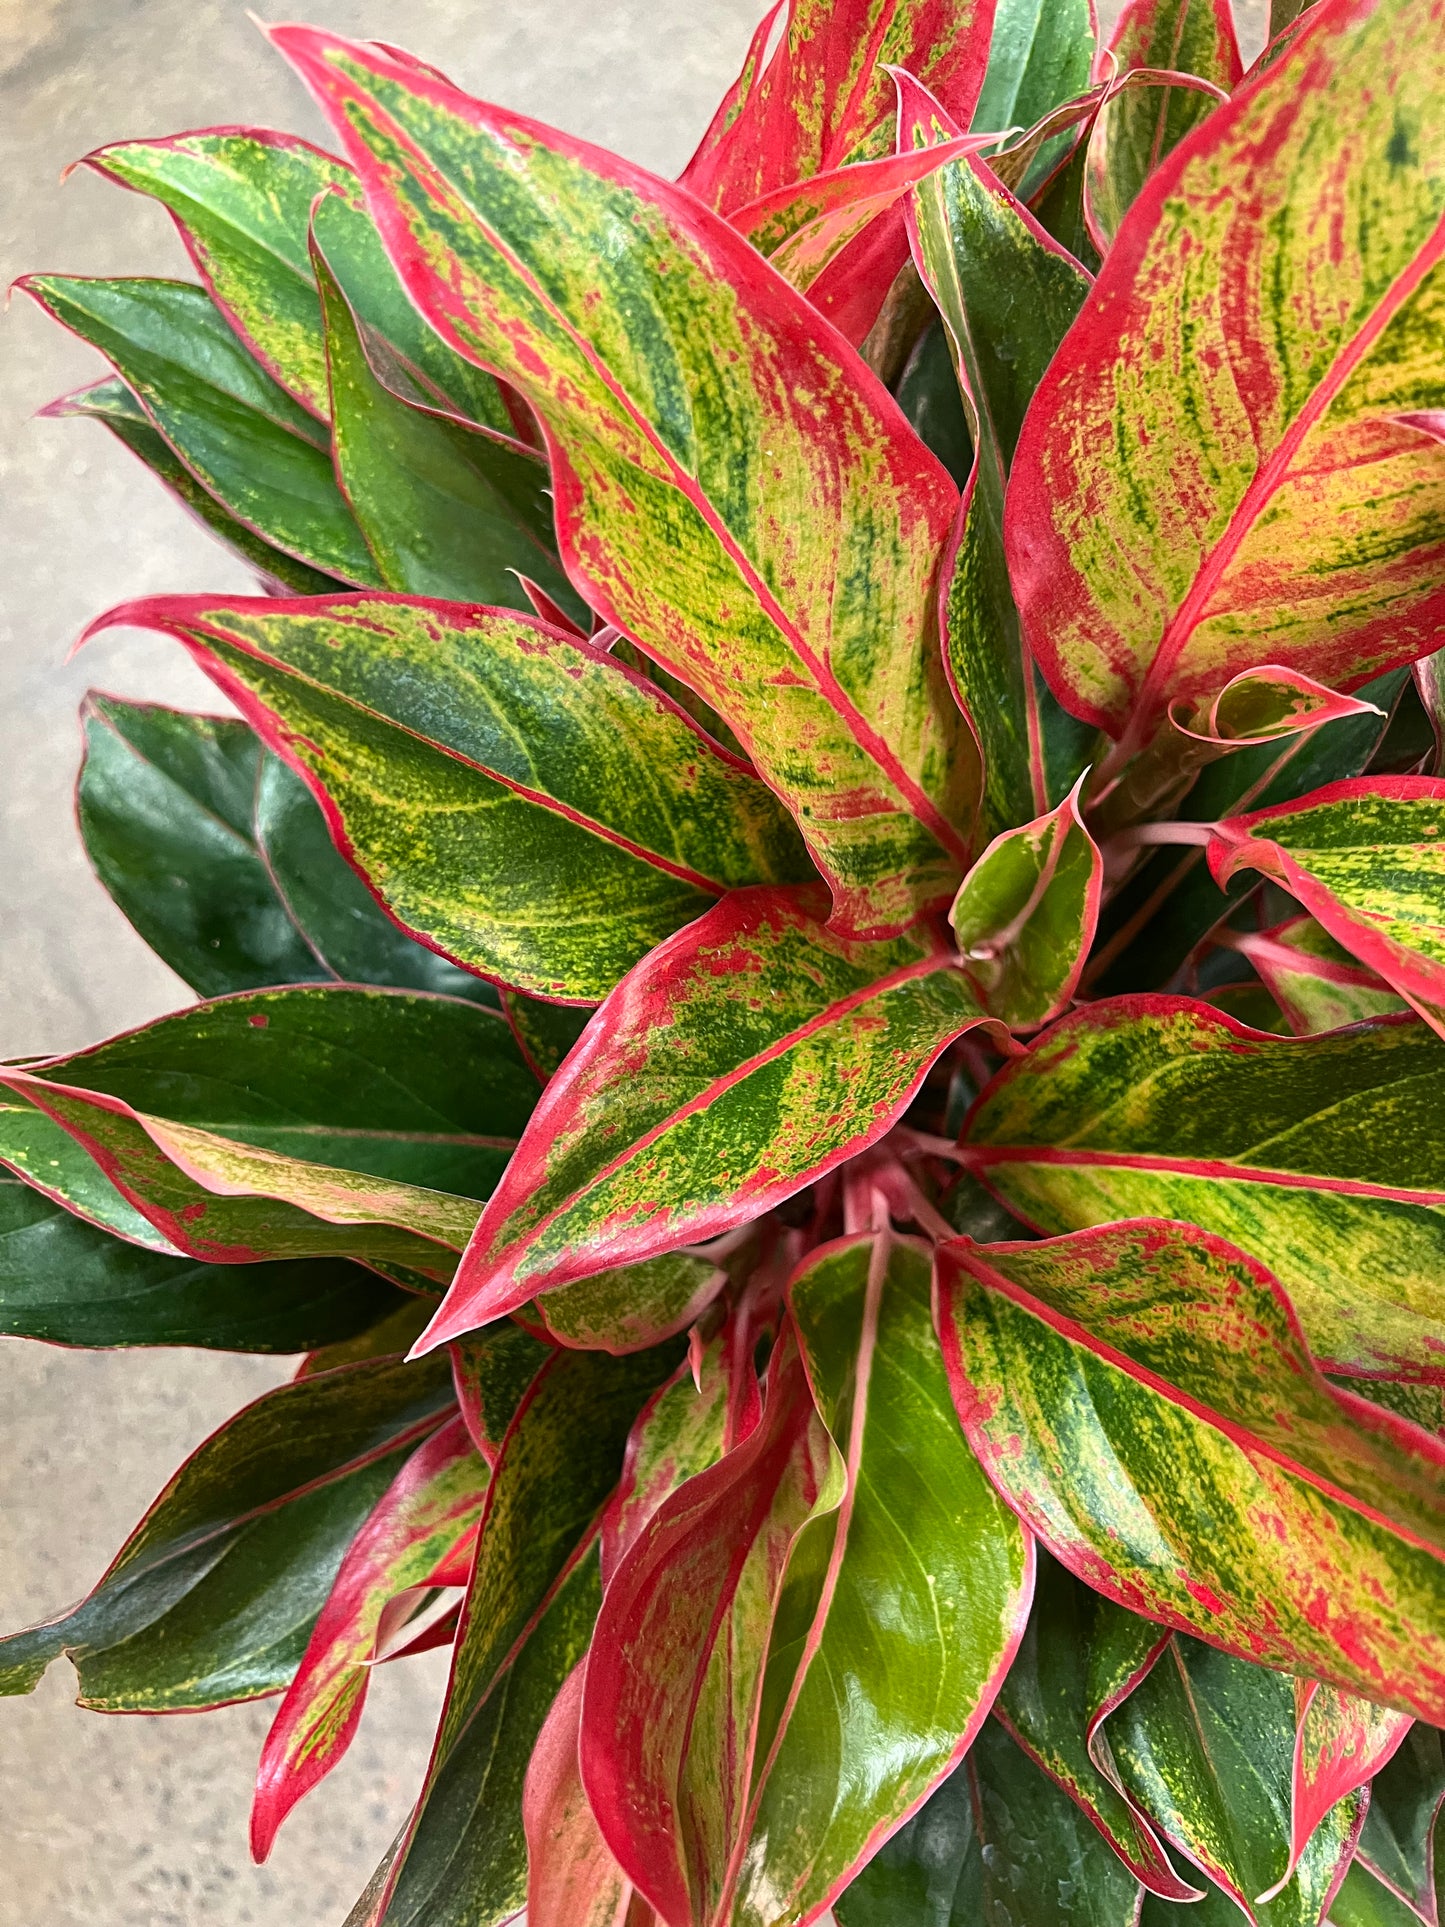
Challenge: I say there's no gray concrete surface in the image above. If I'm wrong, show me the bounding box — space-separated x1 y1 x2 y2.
0 2 1268 1922
0 6 761 1922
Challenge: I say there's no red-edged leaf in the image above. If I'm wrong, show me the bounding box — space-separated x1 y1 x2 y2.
529 1251 729 1356
1276 1683 1413 1898
580 1328 837 1927
1173 667 1386 751
270 27 977 939
1207 777 1445 1036
423 885 1010 1346
524 1661 635 1927
936 1219 1445 1721
250 1414 487 1859
1215 916 1407 1035
448 1321 552 1466
1006 0 1445 755
679 0 999 214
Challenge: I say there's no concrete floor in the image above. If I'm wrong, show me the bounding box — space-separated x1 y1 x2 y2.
0 1 1267 1921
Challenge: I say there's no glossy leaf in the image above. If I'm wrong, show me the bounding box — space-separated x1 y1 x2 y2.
579 1327 838 1927
971 0 1098 137
903 81 1094 834
0 1091 187 1252
524 1661 635 1927
251 1414 488 1857
1355 1722 1445 1923
0 1353 455 1703
83 128 517 433
98 592 811 1002
43 377 345 592
679 0 998 213
1083 0 1241 249
835 1715 1145 1927
936 1218 1445 1720
1177 666 1385 751
499 989 592 1081
0 986 537 1276
531 1250 728 1355
1208 778 1445 1036
1222 916 1407 1035
993 1548 1196 1898
448 1320 553 1465
432 885 1007 1342
1007 0 1445 750
1105 1634 1365 1924
0 1167 409 1351
17 275 382 585
312 229 580 614
273 28 977 937
965 994 1445 1375
368 1343 676 1926
1329 1859 1432 1927
951 777 1102 1026
722 1233 1032 1927
1287 1683 1412 1894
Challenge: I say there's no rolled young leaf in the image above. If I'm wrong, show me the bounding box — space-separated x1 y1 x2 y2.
579 1327 838 1927
935 1219 1445 1720
1284 1683 1412 1896
95 592 812 1002
0 1166 409 1351
43 377 346 592
251 1414 489 1858
1103 1634 1367 1924
365 1343 677 1927
950 776 1102 1027
311 227 580 615
17 275 383 586
430 885 1011 1343
271 27 979 938
680 0 999 213
1207 777 1445 1036
524 1662 636 1927
719 1233 1033 1927
964 993 1445 1376
1006 0 1445 751
834 1715 1145 1927
0 1352 455 1703
1082 0 1241 250
902 77 1095 835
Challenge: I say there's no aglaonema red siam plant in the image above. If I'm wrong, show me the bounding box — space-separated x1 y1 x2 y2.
6 0 1445 1920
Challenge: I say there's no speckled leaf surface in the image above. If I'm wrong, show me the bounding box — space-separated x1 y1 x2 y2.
431 886 1006 1342
0 1353 455 1703
251 1414 488 1858
18 275 383 585
531 1250 728 1355
951 779 1102 1026
1208 778 1445 1035
1288 1682 1412 1893
524 1661 635 1927
272 28 977 937
1007 0 1445 749
680 0 998 213
98 592 811 1002
965 994 1445 1375
1231 916 1407 1035
936 1219 1445 1719
903 81 1094 834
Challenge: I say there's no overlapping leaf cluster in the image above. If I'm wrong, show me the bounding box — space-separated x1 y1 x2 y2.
5 0 1445 1921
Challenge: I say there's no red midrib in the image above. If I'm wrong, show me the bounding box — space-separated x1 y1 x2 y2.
1131 208 1445 738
